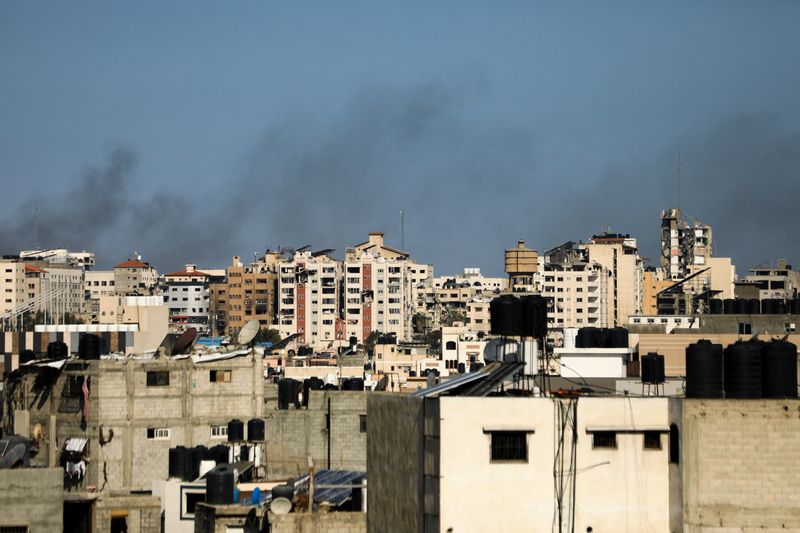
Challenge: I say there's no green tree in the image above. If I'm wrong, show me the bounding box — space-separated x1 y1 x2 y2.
441 308 467 327
255 328 282 345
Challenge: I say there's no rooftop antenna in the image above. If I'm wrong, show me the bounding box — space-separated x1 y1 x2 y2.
676 153 682 211
32 201 40 250
400 209 405 251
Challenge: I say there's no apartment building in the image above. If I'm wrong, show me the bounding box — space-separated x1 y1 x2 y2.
584 232 643 326
162 265 211 333
0 260 27 316
276 249 343 348
743 259 800 300
660 207 714 281
1 257 84 328
114 258 159 296
543 261 610 329
20 248 96 270
222 255 277 337
84 270 116 320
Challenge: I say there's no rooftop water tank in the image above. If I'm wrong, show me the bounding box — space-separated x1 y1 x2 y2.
761 340 798 398
724 341 762 399
206 464 235 505
685 340 723 398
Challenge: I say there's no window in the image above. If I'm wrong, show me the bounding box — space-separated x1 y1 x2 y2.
669 424 680 464
211 425 228 438
592 431 617 449
359 415 367 433
210 370 231 383
147 428 170 439
490 431 527 461
445 341 456 350
643 431 661 450
738 322 752 335
146 371 170 386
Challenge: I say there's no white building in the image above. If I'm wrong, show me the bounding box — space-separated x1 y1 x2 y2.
163 265 211 333
543 261 610 329
20 248 96 270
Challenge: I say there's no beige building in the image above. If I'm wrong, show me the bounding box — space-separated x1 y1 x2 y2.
743 259 800 300
543 261 610 329
163 265 211 333
114 258 159 296
505 240 540 292
584 233 643 326
223 255 276 337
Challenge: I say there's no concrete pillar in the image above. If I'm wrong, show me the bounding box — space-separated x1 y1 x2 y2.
13 409 30 437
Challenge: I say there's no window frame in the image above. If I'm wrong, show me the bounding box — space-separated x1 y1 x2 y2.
488 430 529 463
146 371 170 387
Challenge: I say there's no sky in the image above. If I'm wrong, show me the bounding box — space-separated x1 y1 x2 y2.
1 2 799 276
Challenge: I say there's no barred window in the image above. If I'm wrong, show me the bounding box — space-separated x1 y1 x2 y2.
490 431 527 461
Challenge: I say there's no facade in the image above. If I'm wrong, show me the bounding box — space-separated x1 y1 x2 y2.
743 259 800 300
224 255 277 337
543 260 610 329
660 208 714 281
584 233 644 326
0 258 84 328
163 264 211 333
19 248 96 270
505 240 539 292
114 258 159 296
0 260 28 318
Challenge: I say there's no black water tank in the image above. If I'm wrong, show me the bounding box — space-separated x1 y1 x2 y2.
190 446 211 479
457 362 466 374
747 299 761 315
210 444 229 464
247 418 265 442
470 362 484 373
761 299 775 314
641 353 665 384
322 383 339 391
278 379 301 409
597 328 613 348
342 378 364 391
206 464 235 505
490 295 521 336
791 299 800 315
47 341 68 360
576 327 598 348
735 299 748 315
227 419 244 442
776 300 787 315
272 483 295 502
78 334 101 360
761 340 798 398
519 295 547 337
724 341 762 399
239 444 250 462
709 299 723 315
610 327 629 348
19 349 36 365
302 377 324 408
685 340 724 398
168 446 191 480
723 299 736 315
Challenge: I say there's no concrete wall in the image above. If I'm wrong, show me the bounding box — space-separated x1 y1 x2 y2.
270 512 366 533
264 390 367 478
366 393 424 533
0 468 63 532
680 399 800 532
94 494 161 533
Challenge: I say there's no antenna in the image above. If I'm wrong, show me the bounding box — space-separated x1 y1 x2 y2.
400 209 405 251
32 201 39 250
676 154 682 210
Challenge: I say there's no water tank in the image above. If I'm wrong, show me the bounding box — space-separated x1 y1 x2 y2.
519 295 548 338
791 299 800 315
470 362 484 373
206 464 235 505
247 419 265 442
775 300 787 315
210 444 229 464
239 444 250 462
271 483 295 503
46 341 68 360
761 340 798 398
735 299 748 315
278 379 301 409
78 334 101 360
490 295 521 336
747 299 761 315
724 341 762 399
596 328 612 348
457 362 466 374
342 378 364 391
227 419 244 442
322 383 339 391
190 446 211 479
761 299 776 314
302 377 324 408
19 349 36 365
685 340 724 398
168 446 191 480
709 299 723 315
610 327 629 348
641 353 665 384
576 327 598 348
723 299 736 315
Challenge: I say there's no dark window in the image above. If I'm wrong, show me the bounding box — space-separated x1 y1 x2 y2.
445 341 456 350
0 527 29 533
359 415 367 433
738 322 752 335
669 424 680 464
184 492 205 515
643 431 661 450
110 516 127 533
209 370 231 383
592 431 617 449
490 431 527 461
146 371 170 386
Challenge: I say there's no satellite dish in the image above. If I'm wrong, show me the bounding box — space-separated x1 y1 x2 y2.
270 497 292 514
238 319 260 346
173 328 198 355
483 338 519 363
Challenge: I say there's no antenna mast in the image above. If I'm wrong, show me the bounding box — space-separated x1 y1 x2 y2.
676 154 682 211
400 209 405 251
32 201 40 250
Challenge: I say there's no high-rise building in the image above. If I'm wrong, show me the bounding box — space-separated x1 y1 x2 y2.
162 264 211 333
660 208 713 281
584 233 643 326
114 258 159 296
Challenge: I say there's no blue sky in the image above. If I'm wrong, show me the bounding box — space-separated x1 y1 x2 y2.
2 2 799 274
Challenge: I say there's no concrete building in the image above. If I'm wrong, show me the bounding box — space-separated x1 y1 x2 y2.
0 467 64 532
114 258 159 296
543 259 611 329
465 296 492 334
223 254 277 337
163 264 211 333
441 322 487 370
743 259 800 300
276 249 343 348
20 248 96 270
84 270 116 320
584 232 644 326
0 260 26 317
660 207 714 281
